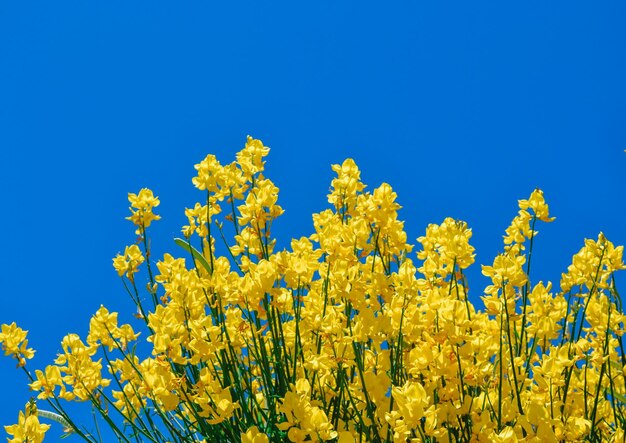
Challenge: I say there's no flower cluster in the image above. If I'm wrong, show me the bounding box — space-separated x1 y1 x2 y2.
0 323 35 367
127 188 161 235
2 137 625 443
4 402 50 443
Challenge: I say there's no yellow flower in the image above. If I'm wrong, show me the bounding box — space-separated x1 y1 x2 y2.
391 381 429 428
560 233 625 292
241 426 269 443
126 188 161 234
503 209 533 246
87 305 140 351
29 365 67 400
0 322 35 366
482 246 527 289
138 357 181 412
491 426 518 442
237 178 284 229
112 244 145 280
417 217 475 278
4 409 50 443
236 136 270 178
526 281 567 342
87 305 118 348
328 158 365 216
518 188 555 222
6 142 626 441
54 333 110 401
192 154 223 192
183 201 221 237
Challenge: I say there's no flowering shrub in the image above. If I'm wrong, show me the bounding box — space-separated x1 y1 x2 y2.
2 136 625 442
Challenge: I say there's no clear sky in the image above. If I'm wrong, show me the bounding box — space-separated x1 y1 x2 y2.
1 1 625 440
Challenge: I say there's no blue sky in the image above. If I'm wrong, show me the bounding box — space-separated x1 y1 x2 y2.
1 1 625 440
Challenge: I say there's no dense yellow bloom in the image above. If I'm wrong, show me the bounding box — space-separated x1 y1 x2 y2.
561 232 625 292
278 379 337 442
417 217 475 279
526 281 567 342
3 138 625 442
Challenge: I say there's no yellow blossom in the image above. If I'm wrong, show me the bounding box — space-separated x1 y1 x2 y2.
29 365 67 400
518 188 555 222
112 244 145 280
5 409 50 443
126 188 161 234
0 322 35 366
3 139 626 442
236 136 270 178
242 426 270 443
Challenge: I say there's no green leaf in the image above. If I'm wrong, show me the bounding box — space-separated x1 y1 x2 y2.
174 238 212 274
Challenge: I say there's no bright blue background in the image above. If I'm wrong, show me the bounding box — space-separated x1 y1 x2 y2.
1 2 625 440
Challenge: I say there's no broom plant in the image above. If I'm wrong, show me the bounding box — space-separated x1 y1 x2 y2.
2 136 625 442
